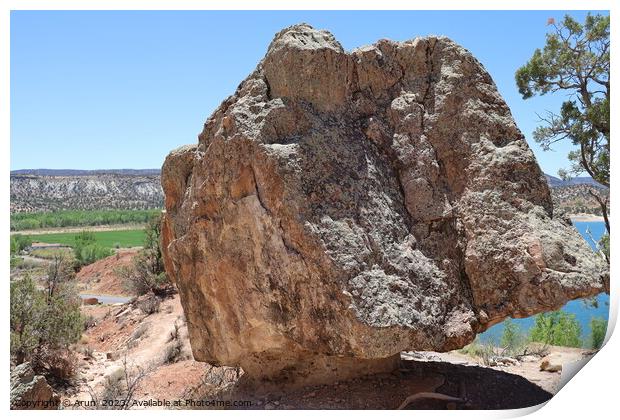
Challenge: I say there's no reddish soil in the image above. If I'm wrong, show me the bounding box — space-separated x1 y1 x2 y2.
76 249 138 296
136 360 211 401
68 294 208 406
81 306 139 353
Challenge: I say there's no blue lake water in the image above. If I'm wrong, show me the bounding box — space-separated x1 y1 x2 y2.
479 220 609 344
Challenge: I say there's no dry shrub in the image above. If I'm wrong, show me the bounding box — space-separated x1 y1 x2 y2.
163 342 182 364
168 320 181 343
83 314 96 330
117 214 172 297
126 340 139 350
131 322 149 341
137 294 160 315
86 356 154 410
163 321 183 364
81 345 94 359
31 348 77 384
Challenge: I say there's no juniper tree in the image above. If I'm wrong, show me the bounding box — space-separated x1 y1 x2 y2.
516 14 610 234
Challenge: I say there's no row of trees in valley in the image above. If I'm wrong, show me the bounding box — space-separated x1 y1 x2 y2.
11 209 162 231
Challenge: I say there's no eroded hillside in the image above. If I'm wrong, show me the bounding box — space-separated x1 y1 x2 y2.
10 174 163 212
10 169 606 218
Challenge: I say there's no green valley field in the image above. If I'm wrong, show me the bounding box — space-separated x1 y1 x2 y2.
26 229 145 248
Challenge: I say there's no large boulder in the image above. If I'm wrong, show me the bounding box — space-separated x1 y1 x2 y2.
161 24 607 386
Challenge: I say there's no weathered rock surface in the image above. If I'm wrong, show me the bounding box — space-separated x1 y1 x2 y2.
10 363 60 410
161 24 607 384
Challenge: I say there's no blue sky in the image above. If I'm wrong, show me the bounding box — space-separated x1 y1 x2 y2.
10 10 607 174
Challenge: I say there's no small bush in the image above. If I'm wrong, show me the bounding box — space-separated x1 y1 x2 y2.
590 317 607 349
82 346 94 359
521 342 550 358
131 323 149 341
44 254 76 301
126 339 139 350
500 319 529 356
10 234 32 254
479 341 498 366
29 247 74 260
459 339 495 365
11 276 44 362
137 295 160 315
32 348 77 383
73 231 113 267
163 342 182 364
108 367 126 384
530 310 582 347
161 319 184 364
75 243 113 267
10 257 42 270
168 321 181 343
458 340 481 358
11 275 83 366
10 256 22 269
91 368 129 409
120 214 171 296
86 358 153 410
83 315 97 330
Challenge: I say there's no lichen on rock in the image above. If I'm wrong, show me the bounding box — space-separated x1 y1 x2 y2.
10 363 60 410
161 24 608 386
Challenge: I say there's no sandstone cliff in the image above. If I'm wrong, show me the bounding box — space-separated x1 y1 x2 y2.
161 24 607 385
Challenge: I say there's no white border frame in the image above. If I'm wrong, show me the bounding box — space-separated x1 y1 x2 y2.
2 2 616 419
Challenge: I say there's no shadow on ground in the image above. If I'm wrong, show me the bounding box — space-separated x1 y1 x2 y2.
223 359 552 410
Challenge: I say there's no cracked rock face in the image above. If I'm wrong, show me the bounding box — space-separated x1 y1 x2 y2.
161 24 607 384
10 363 59 410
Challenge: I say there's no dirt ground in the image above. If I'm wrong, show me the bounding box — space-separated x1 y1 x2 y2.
61 256 596 410
76 249 139 296
67 292 593 410
67 294 203 406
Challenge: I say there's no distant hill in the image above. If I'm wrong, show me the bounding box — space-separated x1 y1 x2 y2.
544 174 605 188
10 171 163 213
544 174 608 217
550 184 609 217
9 169 608 216
11 168 161 177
